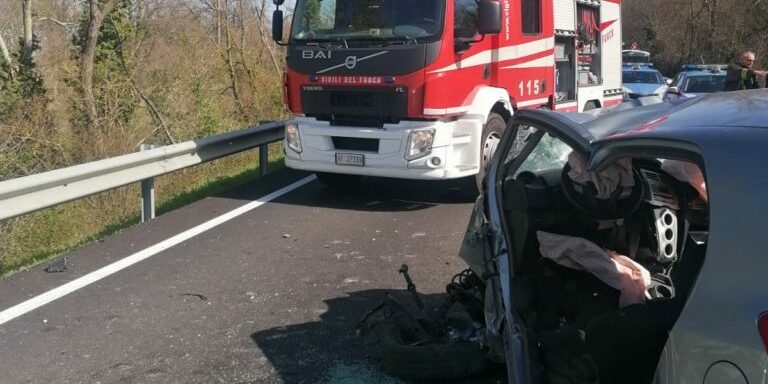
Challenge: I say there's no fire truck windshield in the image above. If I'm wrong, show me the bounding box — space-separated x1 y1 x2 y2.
290 0 444 42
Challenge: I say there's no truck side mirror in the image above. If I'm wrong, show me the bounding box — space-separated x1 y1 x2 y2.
666 86 680 94
478 0 502 35
272 9 284 42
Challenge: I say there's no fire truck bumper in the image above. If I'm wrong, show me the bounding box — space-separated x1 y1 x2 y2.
283 117 483 180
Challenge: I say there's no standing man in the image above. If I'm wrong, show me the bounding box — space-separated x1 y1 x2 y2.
724 51 766 91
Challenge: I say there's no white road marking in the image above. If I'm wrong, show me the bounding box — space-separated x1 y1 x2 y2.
0 175 316 326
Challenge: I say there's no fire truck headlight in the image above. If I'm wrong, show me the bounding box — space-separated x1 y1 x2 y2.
285 122 302 153
405 129 435 161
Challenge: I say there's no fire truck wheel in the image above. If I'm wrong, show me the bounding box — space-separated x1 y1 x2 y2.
315 172 362 189
584 101 599 111
474 112 506 192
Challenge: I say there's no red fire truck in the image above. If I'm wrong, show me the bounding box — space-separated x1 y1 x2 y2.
272 0 623 189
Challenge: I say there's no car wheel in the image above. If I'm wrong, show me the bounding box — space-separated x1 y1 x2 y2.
379 320 489 381
315 172 362 189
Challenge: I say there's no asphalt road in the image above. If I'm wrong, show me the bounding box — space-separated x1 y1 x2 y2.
0 170 506 383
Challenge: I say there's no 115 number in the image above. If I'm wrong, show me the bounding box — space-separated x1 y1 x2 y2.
518 80 541 97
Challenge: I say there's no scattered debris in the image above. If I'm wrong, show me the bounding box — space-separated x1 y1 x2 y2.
180 293 208 301
411 232 426 238
44 258 67 273
343 277 360 284
282 234 291 238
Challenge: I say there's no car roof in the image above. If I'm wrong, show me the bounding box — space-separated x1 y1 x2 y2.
518 90 768 146
679 70 725 77
623 66 662 73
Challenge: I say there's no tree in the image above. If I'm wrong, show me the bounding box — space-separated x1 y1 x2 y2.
623 0 768 74
78 0 122 131
1 0 44 119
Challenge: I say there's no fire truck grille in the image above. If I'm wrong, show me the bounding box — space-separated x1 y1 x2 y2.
331 137 380 152
301 86 408 121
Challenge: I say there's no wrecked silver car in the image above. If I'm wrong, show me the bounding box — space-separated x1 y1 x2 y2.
360 90 768 383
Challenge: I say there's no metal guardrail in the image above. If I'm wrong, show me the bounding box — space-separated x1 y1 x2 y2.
0 121 286 222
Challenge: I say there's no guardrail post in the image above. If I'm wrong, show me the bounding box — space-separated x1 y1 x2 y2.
259 144 269 177
140 144 156 222
258 120 273 178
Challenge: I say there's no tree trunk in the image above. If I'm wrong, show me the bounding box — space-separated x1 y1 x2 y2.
0 33 14 80
21 0 33 61
222 0 247 119
704 0 718 62
81 0 119 131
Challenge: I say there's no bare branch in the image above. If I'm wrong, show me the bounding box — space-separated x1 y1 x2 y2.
37 17 77 28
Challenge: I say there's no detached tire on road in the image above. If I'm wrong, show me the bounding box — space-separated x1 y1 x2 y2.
379 322 489 381
315 172 362 189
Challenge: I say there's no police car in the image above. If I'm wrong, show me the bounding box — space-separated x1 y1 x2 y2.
665 64 727 100
622 63 668 99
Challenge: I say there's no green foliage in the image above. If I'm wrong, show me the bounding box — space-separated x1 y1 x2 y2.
643 19 656 42
0 36 45 120
193 80 225 137
72 0 137 123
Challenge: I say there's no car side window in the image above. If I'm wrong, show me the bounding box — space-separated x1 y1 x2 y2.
504 124 572 177
671 73 683 87
516 134 572 176
521 0 542 35
454 0 479 39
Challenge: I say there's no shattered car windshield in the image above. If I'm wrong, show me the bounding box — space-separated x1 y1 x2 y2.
290 0 444 41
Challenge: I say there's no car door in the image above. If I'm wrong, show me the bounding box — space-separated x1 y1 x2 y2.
479 109 594 384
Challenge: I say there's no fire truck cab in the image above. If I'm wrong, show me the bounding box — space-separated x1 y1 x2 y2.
272 0 623 188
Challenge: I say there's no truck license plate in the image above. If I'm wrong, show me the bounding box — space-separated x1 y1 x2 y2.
335 153 365 166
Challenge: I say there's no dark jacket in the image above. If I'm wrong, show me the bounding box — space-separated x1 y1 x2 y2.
724 62 759 91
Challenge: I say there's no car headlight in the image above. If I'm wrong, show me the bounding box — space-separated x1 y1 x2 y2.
285 122 302 153
405 128 435 161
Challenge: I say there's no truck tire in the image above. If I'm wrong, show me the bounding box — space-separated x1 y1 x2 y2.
469 112 506 194
379 321 489 381
584 101 599 111
315 172 362 189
